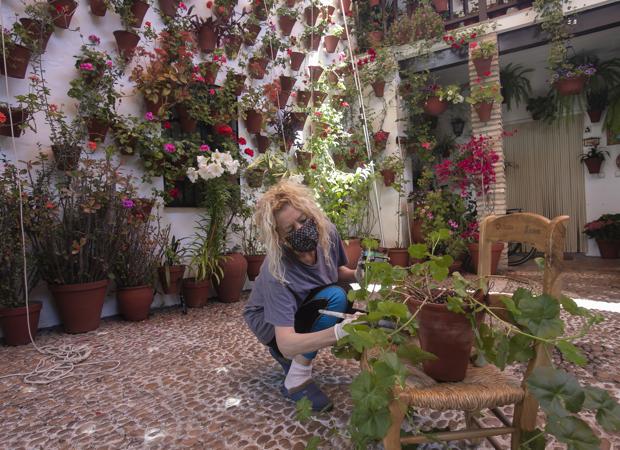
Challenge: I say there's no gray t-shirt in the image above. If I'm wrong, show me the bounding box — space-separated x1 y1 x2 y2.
243 225 348 344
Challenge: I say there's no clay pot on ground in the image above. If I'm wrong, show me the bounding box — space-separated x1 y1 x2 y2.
48 0 78 28
423 96 448 116
158 265 185 294
304 35 322 51
117 286 154 321
214 253 248 303
0 44 31 79
304 5 321 26
158 0 178 17
49 279 109 334
113 30 140 62
289 51 305 71
432 0 449 12
0 302 42 346
323 35 339 53
371 80 385 97
278 15 296 36
595 239 620 259
255 134 270 153
0 107 29 138
182 278 211 307
176 104 197 133
387 248 409 267
198 22 218 52
380 169 396 187
587 109 603 123
89 0 107 16
410 219 425 244
583 156 604 174
19 18 53 53
128 0 150 27
52 145 81 171
296 90 311 107
554 76 585 96
467 241 504 275
86 117 109 143
473 57 492 77
245 254 266 281
407 292 484 382
245 110 263 134
344 238 362 270
474 102 494 122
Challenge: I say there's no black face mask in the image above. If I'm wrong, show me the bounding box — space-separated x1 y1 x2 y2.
286 218 319 253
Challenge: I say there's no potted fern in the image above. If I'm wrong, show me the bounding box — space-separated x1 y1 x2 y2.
499 63 533 110
580 143 609 175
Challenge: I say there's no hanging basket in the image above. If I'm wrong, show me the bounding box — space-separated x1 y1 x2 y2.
198 22 218 52
583 156 604 174
245 110 264 134
304 6 321 26
474 102 494 122
224 35 242 59
279 75 296 92
0 44 31 79
296 151 312 169
19 18 52 53
113 30 140 62
48 0 78 28
371 79 386 97
244 24 261 46
278 15 296 36
311 91 327 106
340 0 352 14
323 35 339 53
423 96 448 116
232 74 246 96
553 76 586 96
89 0 107 16
248 57 268 79
290 51 305 71
473 57 492 77
0 107 29 138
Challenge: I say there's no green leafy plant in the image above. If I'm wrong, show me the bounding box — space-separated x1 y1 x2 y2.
583 214 620 241
500 63 533 111
579 143 609 163
185 214 225 282
357 47 398 85
467 80 503 104
232 192 266 256
470 40 496 59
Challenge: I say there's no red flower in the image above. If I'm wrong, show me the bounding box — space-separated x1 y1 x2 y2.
470 33 477 38
421 142 431 150
483 71 492 77
206 1 212 7
238 137 247 145
469 42 477 49
145 21 151 27
310 163 317 170
44 201 56 210
314 111 322 117
169 187 180 199
451 43 460 49
164 121 171 129
0 112 6 124
179 2 187 9
87 141 97 151
215 124 233 136
244 148 254 157
209 88 216 95
475 77 482 84
340 101 349 107
287 48 292 55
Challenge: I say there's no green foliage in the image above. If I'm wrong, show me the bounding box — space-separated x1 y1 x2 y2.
500 63 533 111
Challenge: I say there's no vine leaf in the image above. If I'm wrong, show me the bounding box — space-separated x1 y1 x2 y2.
396 343 437 365
408 243 426 260
545 416 600 450
556 340 587 366
526 367 585 417
350 371 392 411
559 295 589 317
514 290 564 339
350 407 392 442
583 387 620 433
520 429 547 450
508 333 534 363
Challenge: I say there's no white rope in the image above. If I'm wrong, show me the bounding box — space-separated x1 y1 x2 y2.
394 89 412 246
0 3 120 384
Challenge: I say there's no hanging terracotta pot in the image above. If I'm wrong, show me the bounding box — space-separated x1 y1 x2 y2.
554 76 585 96
0 44 31 79
277 90 291 107
245 254 265 281
587 109 602 123
203 63 219 84
308 65 324 82
249 56 268 79
245 109 263 134
158 0 178 17
224 35 242 59
595 239 620 259
233 74 246 96
303 34 321 51
583 157 604 174
290 112 307 131
265 44 280 60
278 15 296 36
52 145 81 171
128 0 150 27
286 0 296 6
387 248 409 267
344 238 362 269
176 104 197 133
198 21 218 52
323 35 339 53
423 96 448 116
255 134 270 153
380 169 396 187
371 79 386 97
311 91 327 107
19 18 53 53
182 278 211 307
246 167 265 187
340 0 352 14
49 279 109 334
0 107 29 137
296 90 311 107
89 0 107 16
432 0 449 13
327 70 339 84
215 253 248 303
279 75 296 92
0 302 42 346
86 117 109 143
474 102 494 122
290 51 306 71
48 0 78 28
323 5 336 18
117 285 154 321
473 57 492 77
467 242 504 274
158 265 185 294
244 24 261 46
144 97 166 117
368 31 383 46
113 30 140 62
304 5 321 26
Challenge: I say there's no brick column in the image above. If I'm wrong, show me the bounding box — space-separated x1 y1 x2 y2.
468 33 508 268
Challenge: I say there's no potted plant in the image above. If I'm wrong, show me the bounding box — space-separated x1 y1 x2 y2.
114 207 163 321
193 16 218 52
222 23 243 59
286 42 306 71
580 143 609 175
158 234 186 294
18 2 56 54
108 0 151 28
0 103 31 138
583 214 620 259
423 83 465 115
357 47 398 98
0 159 42 346
247 49 270 80
323 24 343 53
303 0 321 26
301 23 325 51
469 40 496 77
550 63 597 96
233 193 266 280
466 80 503 122
276 6 299 36
242 13 261 45
261 30 282 60
48 0 78 29
0 25 33 79
372 129 390 154
240 87 269 134
376 153 404 188
499 63 533 111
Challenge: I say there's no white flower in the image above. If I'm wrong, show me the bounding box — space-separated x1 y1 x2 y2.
196 155 209 166
211 150 225 164
202 162 225 180
225 158 240 174
187 167 199 183
455 94 464 103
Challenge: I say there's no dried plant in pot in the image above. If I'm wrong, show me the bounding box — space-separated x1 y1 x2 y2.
232 192 266 280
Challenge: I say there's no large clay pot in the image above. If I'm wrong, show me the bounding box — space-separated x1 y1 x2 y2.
182 278 211 307
215 253 248 303
304 5 321 26
595 239 620 259
158 0 178 17
344 238 362 270
158 265 185 294
0 44 31 79
387 248 409 267
473 57 492 77
117 285 154 321
372 80 386 98
323 35 339 53
49 280 109 334
467 241 505 275
129 0 150 27
290 51 305 71
19 18 53 53
423 96 448 116
198 22 218 52
113 30 140 62
0 107 29 138
176 104 197 133
0 302 42 346
48 0 78 28
554 76 585 96
410 219 425 243
474 102 494 122
583 157 604 174
408 293 484 382
89 0 107 16
278 15 296 36
245 110 263 134
245 254 266 281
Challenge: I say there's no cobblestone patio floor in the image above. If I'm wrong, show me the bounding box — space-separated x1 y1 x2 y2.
1 258 619 450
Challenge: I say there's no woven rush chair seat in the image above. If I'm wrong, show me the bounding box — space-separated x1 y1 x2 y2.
397 363 524 412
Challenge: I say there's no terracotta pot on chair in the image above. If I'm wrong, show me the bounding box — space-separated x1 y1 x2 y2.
344 238 362 270
467 242 504 274
117 286 154 321
0 302 42 346
245 254 266 281
214 253 248 303
182 278 211 307
49 280 109 334
387 248 409 267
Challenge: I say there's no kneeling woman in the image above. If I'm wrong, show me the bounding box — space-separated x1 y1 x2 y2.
243 180 360 412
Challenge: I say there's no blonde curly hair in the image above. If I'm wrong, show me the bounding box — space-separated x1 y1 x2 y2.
255 180 333 284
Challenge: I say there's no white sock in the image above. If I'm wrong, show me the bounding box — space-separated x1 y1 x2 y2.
284 360 313 390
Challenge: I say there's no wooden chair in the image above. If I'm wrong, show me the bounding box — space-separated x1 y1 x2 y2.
381 212 570 450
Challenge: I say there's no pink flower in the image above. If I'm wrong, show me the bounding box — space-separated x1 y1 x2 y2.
122 199 135 209
145 21 152 27
200 144 211 152
87 141 97 151
421 142 431 150
314 111 322 117
340 101 349 107
209 88 216 95
179 2 187 9
469 41 477 49
145 112 154 121
164 143 176 153
88 34 100 45
79 62 94 71
105 60 113 68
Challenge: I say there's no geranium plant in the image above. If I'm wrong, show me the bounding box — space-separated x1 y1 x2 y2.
470 40 496 59
357 47 398 85
467 80 503 104
425 83 464 104
583 214 620 240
